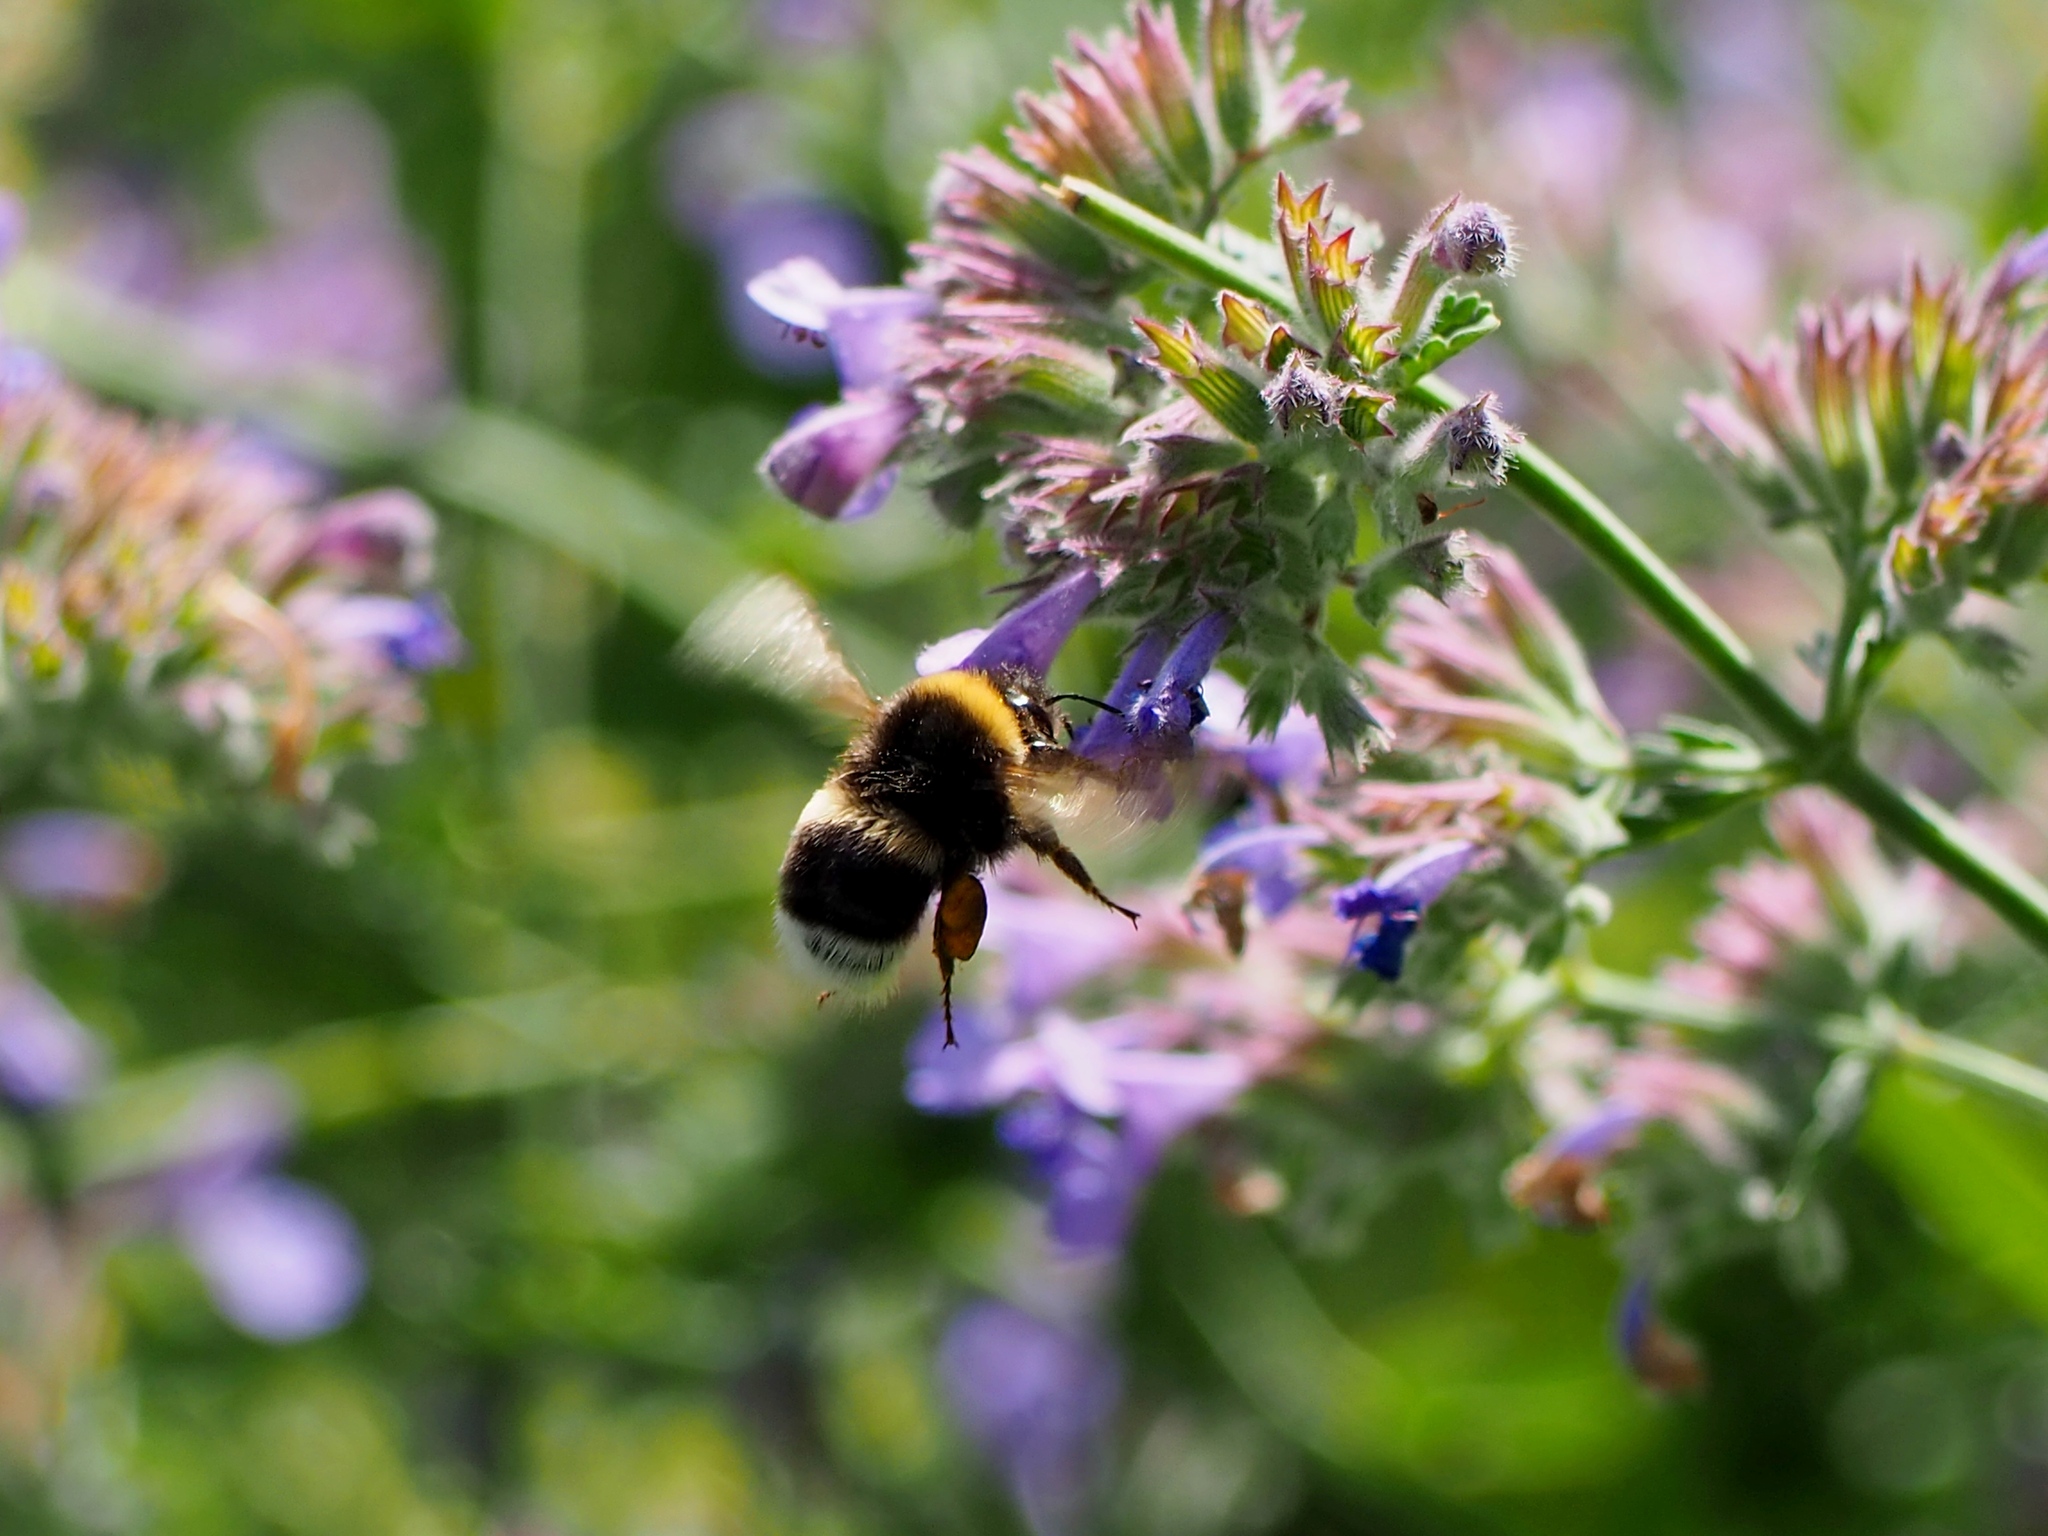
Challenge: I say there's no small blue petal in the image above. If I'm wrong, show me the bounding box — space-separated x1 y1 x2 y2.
1346 914 1417 979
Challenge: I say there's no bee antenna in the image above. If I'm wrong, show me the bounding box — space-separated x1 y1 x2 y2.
1046 692 1122 716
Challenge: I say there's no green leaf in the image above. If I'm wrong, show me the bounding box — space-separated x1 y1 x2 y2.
1862 1065 2048 1326
1400 293 1502 384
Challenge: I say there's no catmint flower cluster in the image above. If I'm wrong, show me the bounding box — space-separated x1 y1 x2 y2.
1685 235 2048 663
750 1 1524 759
0 351 459 805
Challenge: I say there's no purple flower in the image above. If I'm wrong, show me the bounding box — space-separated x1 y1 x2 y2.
0 190 23 277
1074 632 1172 759
758 391 919 521
1021 1107 1147 1253
146 1065 300 1198
1615 1276 1705 1393
299 593 465 672
1196 673 1325 793
714 197 885 381
174 1176 366 1342
1194 817 1328 920
958 566 1102 679
0 976 104 1112
1332 839 1478 979
296 489 437 591
0 811 165 914
1502 1103 1643 1227
741 240 933 389
0 345 57 400
907 1005 1250 1255
756 0 873 49
1129 612 1231 744
700 187 884 378
186 230 448 410
906 1003 1013 1113
1078 613 1232 763
991 1017 1249 1253
915 628 990 675
937 1300 1120 1536
1986 225 2048 306
96 1060 367 1342
981 883 1149 1016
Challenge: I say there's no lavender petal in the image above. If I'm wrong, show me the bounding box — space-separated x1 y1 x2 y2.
959 566 1103 679
176 1176 366 1342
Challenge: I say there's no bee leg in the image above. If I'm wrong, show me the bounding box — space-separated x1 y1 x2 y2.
1022 825 1140 926
932 872 989 1050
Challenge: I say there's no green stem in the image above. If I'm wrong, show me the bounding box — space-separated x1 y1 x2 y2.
1820 555 1872 737
1059 176 1296 312
1574 967 2048 1118
1826 1011 2048 1119
1568 966 1757 1034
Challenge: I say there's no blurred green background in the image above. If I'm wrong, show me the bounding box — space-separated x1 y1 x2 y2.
8 0 2048 1530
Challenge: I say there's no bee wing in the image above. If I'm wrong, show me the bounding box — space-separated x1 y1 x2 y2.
1011 751 1161 847
684 575 877 726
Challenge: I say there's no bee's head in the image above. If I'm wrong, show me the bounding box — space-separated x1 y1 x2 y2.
989 666 1067 751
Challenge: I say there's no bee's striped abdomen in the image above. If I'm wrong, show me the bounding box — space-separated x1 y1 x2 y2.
776 805 937 985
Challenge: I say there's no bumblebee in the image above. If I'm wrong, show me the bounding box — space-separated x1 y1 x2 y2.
689 578 1137 1043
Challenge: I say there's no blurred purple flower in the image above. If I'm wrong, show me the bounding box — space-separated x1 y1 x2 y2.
1615 1276 1705 1393
295 488 437 592
756 0 873 49
41 172 187 303
174 1175 366 1342
1000 1101 1147 1253
758 392 919 521
295 592 465 673
1496 49 1635 232
186 229 447 410
907 997 1250 1254
913 1009 1249 1254
1194 817 1328 921
0 976 104 1112
1592 635 1699 733
1196 673 1325 794
186 92 448 411
906 1003 1013 1113
0 811 166 914
0 345 58 399
1332 839 1478 979
978 878 1151 1015
1503 1102 1642 1227
0 190 24 276
937 1300 1119 1536
146 1064 300 1198
664 92 891 377
1986 225 2048 306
